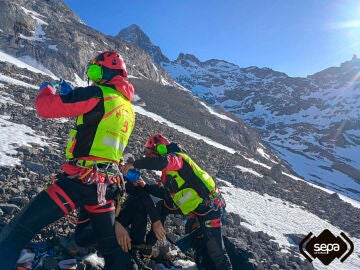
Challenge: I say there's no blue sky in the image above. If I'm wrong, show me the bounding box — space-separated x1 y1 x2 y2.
62 0 360 77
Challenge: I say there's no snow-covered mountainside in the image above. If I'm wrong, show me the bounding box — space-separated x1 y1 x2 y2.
117 25 360 202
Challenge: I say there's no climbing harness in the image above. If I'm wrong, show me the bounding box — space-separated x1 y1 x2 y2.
191 188 226 217
73 161 125 206
46 161 127 224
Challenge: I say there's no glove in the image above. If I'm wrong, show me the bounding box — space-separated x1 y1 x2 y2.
59 79 73 95
39 82 56 91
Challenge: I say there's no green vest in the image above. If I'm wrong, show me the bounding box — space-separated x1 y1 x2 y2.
65 85 135 164
166 152 216 215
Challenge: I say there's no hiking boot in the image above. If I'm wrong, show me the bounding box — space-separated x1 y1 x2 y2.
131 245 152 270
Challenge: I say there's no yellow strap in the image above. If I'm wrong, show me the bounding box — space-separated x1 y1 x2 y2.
78 168 94 180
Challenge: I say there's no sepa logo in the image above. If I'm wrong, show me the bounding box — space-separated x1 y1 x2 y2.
299 229 354 265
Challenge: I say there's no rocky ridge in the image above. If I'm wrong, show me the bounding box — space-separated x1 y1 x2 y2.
0 0 177 87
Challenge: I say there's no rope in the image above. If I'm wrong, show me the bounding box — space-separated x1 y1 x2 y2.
163 200 179 211
191 203 219 217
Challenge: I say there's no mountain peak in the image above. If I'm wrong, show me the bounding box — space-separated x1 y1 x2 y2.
127 24 142 31
176 53 201 64
116 24 169 64
116 24 151 47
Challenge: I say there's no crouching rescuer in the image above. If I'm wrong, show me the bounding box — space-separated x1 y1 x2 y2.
121 134 233 270
0 51 135 269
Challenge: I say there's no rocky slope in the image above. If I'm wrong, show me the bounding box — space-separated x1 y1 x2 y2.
1 53 360 269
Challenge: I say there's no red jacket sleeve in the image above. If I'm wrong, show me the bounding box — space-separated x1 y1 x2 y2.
35 85 100 118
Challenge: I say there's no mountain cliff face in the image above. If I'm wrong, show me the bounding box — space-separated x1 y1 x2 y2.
117 25 360 201
0 0 176 87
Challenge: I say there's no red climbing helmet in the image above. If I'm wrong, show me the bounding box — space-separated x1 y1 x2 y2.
144 134 170 156
91 51 128 77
